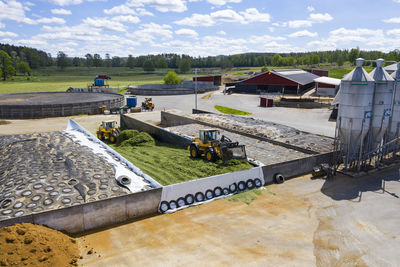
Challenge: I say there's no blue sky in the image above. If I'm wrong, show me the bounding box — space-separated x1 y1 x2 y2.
0 0 399 57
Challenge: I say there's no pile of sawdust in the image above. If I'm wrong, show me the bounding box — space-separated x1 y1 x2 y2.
0 223 79 266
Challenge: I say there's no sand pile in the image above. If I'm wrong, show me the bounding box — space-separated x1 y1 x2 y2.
0 223 79 266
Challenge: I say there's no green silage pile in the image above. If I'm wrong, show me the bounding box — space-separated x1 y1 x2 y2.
112 130 254 185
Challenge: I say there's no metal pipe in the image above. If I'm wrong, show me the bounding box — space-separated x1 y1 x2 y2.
357 118 366 172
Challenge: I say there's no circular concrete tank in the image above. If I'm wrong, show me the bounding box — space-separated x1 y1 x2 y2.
0 92 124 119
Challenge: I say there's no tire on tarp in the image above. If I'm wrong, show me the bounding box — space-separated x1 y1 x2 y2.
223 188 230 195
229 183 237 193
246 179 255 190
238 181 246 191
177 197 186 207
159 201 169 213
205 189 214 200
254 178 262 188
185 194 195 205
274 173 285 184
195 192 205 202
214 187 223 197
169 200 178 210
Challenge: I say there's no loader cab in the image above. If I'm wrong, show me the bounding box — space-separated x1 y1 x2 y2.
199 129 219 144
102 120 117 131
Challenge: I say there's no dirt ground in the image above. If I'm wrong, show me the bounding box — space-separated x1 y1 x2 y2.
0 223 79 266
78 167 400 267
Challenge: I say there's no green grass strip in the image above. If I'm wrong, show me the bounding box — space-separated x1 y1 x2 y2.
214 105 252 115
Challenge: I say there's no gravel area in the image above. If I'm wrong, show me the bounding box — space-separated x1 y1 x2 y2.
167 123 309 165
186 113 334 153
0 132 130 220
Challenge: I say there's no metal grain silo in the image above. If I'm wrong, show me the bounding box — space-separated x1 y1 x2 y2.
388 63 400 140
337 58 375 167
369 59 395 148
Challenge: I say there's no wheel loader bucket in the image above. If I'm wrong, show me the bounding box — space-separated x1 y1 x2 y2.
220 145 247 162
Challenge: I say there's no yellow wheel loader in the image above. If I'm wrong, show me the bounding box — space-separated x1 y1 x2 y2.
188 129 247 162
141 98 154 111
96 120 120 143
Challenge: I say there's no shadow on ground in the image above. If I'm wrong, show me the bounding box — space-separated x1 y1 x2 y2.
320 166 400 201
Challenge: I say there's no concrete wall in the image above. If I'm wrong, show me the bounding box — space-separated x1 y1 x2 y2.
121 114 192 147
160 111 318 155
262 152 334 183
128 82 218 96
0 188 162 234
0 95 124 119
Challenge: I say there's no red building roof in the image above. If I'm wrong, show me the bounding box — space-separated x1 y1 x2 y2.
239 69 319 86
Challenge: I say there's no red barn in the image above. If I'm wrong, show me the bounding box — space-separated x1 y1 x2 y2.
193 75 222 86
232 69 319 95
314 77 340 96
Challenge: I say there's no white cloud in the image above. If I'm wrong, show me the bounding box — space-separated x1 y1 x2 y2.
383 17 400 23
307 6 314 12
127 23 173 44
210 9 244 23
46 0 83 6
175 28 198 38
287 20 312 28
36 17 66 24
206 0 241 6
104 5 137 15
0 22 4 28
136 8 154 16
83 17 127 32
0 31 18 37
111 15 140 24
217 30 226 35
0 0 28 23
393 0 400 3
288 30 318 38
309 13 333 23
174 14 214 27
51 8 72 15
387 29 400 36
126 0 187 13
239 8 270 23
25 1 35 6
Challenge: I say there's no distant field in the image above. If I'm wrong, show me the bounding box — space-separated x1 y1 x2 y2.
0 65 374 94
0 66 196 94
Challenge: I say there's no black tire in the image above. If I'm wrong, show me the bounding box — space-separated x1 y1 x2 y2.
190 145 199 158
185 194 194 205
214 187 223 197
246 179 255 189
109 134 117 143
169 200 178 210
205 189 214 200
177 197 186 207
223 188 230 195
97 132 104 141
238 181 246 191
205 148 216 162
254 178 262 188
195 192 205 202
274 173 285 184
229 183 237 193
159 201 169 213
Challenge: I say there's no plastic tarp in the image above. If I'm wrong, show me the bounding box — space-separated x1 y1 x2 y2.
65 119 162 192
160 167 265 213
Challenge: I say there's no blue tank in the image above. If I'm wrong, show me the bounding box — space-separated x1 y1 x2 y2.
94 79 104 86
126 97 137 108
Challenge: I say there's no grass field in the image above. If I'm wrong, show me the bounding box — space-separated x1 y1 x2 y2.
111 133 254 186
0 66 196 94
214 105 252 115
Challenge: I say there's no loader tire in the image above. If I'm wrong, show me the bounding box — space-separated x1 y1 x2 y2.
205 148 216 162
195 192 205 202
97 132 104 141
109 134 117 144
190 145 199 158
274 173 285 184
185 194 194 205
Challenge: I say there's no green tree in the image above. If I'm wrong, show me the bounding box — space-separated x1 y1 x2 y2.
179 58 190 73
93 54 103 67
72 57 80 67
261 66 269 72
142 60 155 72
164 71 181 84
104 53 111 68
348 48 360 65
85 53 93 70
157 57 168 68
271 54 283 66
16 61 31 75
337 55 344 66
112 56 122 67
56 51 68 71
126 55 135 69
0 50 15 80
311 54 320 65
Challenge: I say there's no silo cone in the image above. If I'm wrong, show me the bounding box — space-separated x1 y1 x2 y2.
388 63 400 143
338 58 375 168
369 59 395 151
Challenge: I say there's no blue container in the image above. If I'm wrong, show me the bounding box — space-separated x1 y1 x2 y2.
126 97 137 108
94 79 104 86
